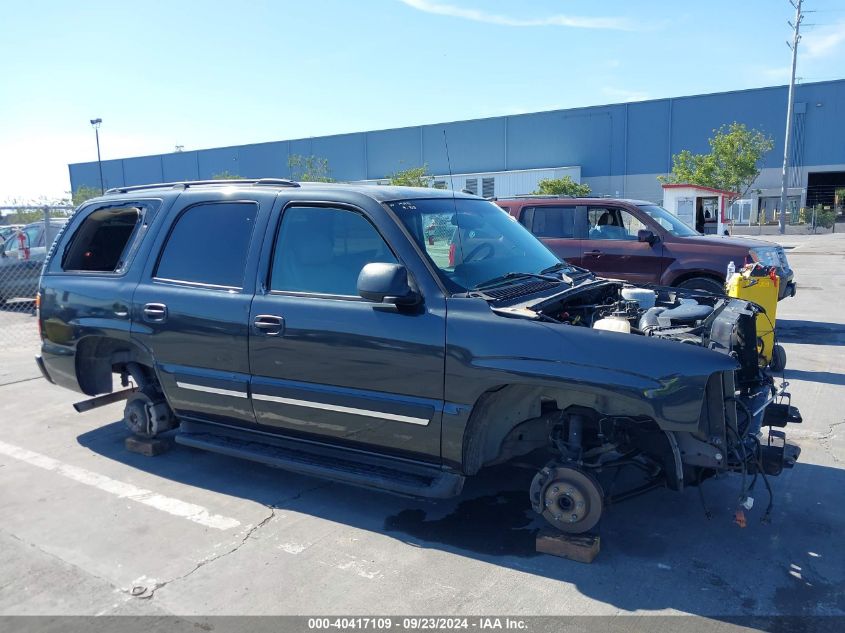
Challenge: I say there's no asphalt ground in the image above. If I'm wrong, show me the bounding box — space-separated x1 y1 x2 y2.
0 233 842 623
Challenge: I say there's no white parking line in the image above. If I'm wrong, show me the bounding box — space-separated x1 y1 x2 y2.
0 439 241 531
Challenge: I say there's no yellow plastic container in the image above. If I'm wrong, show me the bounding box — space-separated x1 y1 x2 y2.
726 266 779 367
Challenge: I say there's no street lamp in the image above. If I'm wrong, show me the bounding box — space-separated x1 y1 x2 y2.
90 118 104 194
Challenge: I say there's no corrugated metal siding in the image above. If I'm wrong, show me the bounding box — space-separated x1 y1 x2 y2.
237 142 288 179
123 155 163 186
421 118 507 174
69 79 845 195
162 151 200 182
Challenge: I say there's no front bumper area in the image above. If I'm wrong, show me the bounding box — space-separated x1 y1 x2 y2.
760 429 801 475
757 402 802 475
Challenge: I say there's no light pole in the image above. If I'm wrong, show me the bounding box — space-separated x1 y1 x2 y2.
90 118 104 194
778 0 803 234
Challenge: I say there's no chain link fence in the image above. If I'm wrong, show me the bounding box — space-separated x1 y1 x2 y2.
0 207 72 361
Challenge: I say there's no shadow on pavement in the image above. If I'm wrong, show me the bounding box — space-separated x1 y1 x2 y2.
784 369 845 387
777 320 845 346
77 419 845 622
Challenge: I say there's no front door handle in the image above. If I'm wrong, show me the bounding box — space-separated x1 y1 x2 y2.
584 249 603 256
143 303 168 322
254 314 284 335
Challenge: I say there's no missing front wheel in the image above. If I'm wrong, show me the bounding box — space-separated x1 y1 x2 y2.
529 464 604 533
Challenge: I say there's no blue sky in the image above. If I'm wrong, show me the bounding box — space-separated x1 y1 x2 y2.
2 0 844 203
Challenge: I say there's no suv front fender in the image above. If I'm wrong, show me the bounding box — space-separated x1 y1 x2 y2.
442 308 738 470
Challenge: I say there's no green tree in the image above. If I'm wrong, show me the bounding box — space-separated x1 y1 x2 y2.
4 208 69 224
211 170 242 180
2 192 74 223
389 164 432 188
532 176 591 197
659 122 774 198
814 205 836 229
288 155 333 182
72 185 102 207
5 210 43 224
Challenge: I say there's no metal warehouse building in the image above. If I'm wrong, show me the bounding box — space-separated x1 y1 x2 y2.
69 79 845 223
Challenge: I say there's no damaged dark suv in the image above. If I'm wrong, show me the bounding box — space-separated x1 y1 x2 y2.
36 180 801 534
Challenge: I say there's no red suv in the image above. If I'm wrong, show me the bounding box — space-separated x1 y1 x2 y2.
497 197 796 299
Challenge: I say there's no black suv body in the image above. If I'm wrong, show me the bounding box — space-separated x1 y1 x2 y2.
36 180 801 533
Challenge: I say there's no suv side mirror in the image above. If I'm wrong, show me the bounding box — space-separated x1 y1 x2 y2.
638 229 658 246
357 263 420 306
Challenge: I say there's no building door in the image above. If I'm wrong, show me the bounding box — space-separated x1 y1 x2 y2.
759 196 800 224
729 199 752 225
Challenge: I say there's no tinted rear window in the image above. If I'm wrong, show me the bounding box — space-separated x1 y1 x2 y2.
155 202 257 288
531 206 575 238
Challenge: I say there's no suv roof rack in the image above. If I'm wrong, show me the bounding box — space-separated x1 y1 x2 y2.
105 178 300 195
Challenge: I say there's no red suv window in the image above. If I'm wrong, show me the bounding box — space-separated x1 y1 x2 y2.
529 206 575 238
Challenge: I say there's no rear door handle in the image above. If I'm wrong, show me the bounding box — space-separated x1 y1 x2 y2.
254 314 284 335
143 303 168 322
585 249 603 256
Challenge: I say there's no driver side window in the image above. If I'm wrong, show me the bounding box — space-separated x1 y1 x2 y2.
588 207 646 241
271 206 398 297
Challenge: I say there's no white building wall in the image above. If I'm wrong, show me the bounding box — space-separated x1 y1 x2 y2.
354 166 581 198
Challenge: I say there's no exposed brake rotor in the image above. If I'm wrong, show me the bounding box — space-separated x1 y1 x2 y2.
530 464 604 533
123 390 174 438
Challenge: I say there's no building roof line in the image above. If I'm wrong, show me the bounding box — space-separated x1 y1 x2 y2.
69 78 845 169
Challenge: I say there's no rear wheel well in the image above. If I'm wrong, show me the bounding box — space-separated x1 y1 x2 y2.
75 336 155 395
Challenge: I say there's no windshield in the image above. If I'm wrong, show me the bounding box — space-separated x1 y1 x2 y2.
637 204 699 237
388 198 563 292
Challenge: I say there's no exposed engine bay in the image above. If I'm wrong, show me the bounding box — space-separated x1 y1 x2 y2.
534 280 743 342
490 279 802 533
495 279 765 378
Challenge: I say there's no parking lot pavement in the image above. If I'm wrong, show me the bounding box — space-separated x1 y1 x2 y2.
0 305 40 386
0 235 842 618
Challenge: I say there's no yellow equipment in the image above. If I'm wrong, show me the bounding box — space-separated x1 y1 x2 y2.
726 264 786 371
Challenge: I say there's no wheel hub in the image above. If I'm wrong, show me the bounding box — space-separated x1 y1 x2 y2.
530 465 604 533
123 390 174 438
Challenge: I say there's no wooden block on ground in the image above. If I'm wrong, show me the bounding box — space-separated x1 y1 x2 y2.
536 529 600 563
125 435 172 457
